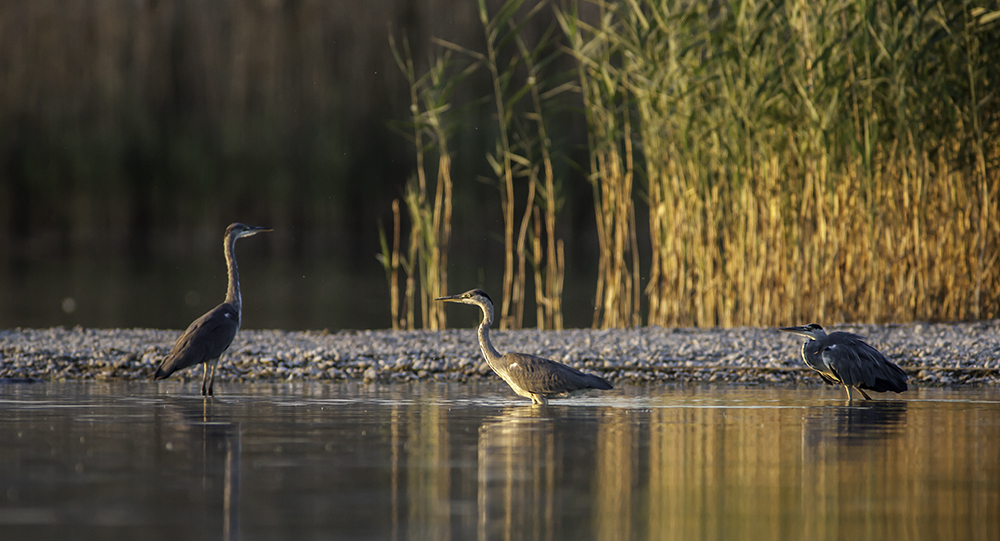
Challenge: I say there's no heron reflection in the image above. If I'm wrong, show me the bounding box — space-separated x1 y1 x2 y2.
803 401 908 449
155 397 242 541
477 407 559 541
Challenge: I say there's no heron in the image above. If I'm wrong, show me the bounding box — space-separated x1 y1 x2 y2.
779 323 908 402
436 289 612 405
154 223 271 396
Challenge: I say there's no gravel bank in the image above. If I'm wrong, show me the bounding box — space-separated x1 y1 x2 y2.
1 321 999 386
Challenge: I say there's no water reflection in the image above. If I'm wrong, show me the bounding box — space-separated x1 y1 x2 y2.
477 407 559 541
803 401 908 448
154 398 241 541
0 383 997 541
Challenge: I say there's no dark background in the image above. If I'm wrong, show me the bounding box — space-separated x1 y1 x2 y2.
0 0 603 330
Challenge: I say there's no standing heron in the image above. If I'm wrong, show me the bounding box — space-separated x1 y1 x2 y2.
437 289 612 405
154 223 271 396
779 324 908 402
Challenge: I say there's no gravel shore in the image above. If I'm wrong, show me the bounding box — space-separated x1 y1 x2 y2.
1 321 999 386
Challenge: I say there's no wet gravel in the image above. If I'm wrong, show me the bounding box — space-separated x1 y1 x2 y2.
1 321 999 387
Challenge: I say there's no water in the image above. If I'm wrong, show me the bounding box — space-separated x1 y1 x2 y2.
0 382 997 540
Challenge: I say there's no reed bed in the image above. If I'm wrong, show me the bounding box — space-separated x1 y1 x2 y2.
561 0 999 326
384 1 570 331
381 37 469 330
390 0 998 328
399 0 571 331
476 0 572 330
560 2 643 328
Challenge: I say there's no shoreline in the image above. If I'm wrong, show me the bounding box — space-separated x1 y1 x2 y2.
1 321 999 386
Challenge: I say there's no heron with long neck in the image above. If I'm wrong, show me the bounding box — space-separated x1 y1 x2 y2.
154 223 271 396
779 323 908 402
437 289 612 405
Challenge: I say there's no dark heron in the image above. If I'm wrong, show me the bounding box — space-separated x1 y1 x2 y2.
436 289 612 405
779 323 908 402
154 223 271 396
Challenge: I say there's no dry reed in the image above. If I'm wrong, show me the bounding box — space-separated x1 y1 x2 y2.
559 2 642 328
561 0 999 326
439 0 568 330
383 35 468 330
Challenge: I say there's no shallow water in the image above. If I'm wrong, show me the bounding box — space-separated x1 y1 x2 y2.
0 382 997 540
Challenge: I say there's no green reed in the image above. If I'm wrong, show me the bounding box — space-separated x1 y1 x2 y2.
561 0 999 326
389 0 998 328
431 0 569 330
382 36 474 330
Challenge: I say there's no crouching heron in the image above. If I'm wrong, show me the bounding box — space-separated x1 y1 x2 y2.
154 223 271 396
779 324 908 402
437 289 612 405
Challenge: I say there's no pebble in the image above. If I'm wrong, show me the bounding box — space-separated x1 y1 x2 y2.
0 321 998 387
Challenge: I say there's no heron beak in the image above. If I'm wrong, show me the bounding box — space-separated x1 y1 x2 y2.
435 294 463 302
242 226 273 237
778 325 812 337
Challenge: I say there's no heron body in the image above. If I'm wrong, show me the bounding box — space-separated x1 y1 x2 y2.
779 324 908 402
437 289 612 405
154 223 271 396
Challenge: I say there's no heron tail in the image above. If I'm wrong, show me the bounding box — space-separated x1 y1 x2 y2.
869 363 908 394
587 373 613 390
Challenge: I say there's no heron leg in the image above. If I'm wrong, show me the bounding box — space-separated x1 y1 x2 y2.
858 387 872 400
207 358 219 396
201 362 211 396
530 394 548 406
842 384 853 404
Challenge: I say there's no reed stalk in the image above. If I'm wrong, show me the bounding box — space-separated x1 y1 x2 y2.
512 8 567 330
558 1 641 328
376 199 403 329
559 0 999 326
466 0 567 329
478 0 530 329
386 35 470 329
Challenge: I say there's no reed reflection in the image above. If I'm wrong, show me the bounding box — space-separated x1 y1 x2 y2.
404 399 453 541
1 383 997 540
476 407 577 541
646 406 801 540
155 398 242 541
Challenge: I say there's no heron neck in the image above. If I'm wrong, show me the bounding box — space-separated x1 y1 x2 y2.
477 303 502 367
224 234 242 318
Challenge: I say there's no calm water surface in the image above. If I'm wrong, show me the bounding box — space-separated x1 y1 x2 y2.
0 382 997 540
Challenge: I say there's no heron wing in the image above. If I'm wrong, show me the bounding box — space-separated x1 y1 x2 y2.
154 303 240 379
851 339 908 393
821 332 908 394
504 353 612 396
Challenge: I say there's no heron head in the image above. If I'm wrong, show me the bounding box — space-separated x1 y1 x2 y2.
436 288 493 308
227 223 273 239
778 323 826 340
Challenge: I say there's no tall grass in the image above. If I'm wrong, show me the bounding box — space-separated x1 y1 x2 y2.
559 2 642 328
434 0 569 330
561 0 999 326
514 7 568 331
381 37 472 330
386 0 998 328
478 0 536 330
478 0 558 330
